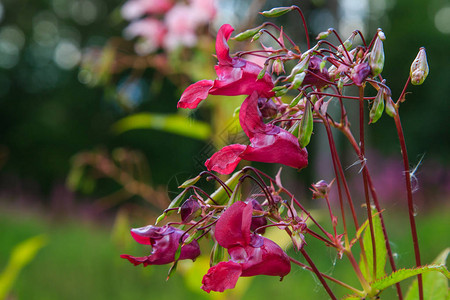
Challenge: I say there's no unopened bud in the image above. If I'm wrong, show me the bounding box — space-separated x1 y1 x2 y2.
286 56 310 81
179 196 201 223
272 58 285 75
291 72 306 90
369 29 385 77
311 180 332 199
316 28 332 40
233 25 264 41
385 95 397 118
298 99 313 148
260 6 294 17
410 47 429 85
369 88 385 124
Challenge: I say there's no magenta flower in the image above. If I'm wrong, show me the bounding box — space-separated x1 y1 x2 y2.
120 225 200 266
177 24 275 109
205 92 308 174
201 201 291 293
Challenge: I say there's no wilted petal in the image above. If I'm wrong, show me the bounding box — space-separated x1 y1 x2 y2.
178 80 214 109
121 225 200 266
215 201 253 249
201 261 242 293
205 144 246 175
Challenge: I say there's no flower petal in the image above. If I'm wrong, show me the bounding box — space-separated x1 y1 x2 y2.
177 80 214 109
215 201 252 248
239 237 291 277
215 24 234 65
201 261 242 293
205 144 246 175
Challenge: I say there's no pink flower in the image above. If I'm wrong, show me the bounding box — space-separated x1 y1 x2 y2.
120 225 200 266
123 18 166 54
121 0 174 20
205 92 308 174
163 3 199 50
201 202 291 293
178 24 275 109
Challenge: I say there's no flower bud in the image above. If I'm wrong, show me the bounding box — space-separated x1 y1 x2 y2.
311 180 332 199
286 56 310 81
291 72 306 90
369 29 385 77
316 28 332 40
233 25 263 41
385 96 397 118
260 6 293 17
369 88 385 124
410 47 429 85
272 58 285 75
298 99 313 148
179 196 201 223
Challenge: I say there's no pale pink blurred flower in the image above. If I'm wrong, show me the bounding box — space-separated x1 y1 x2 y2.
124 18 166 54
163 4 199 50
190 0 216 23
121 0 174 20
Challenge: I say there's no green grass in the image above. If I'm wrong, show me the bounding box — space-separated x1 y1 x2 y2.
0 205 448 299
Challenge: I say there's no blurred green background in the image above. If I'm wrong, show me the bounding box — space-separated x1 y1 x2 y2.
0 0 449 299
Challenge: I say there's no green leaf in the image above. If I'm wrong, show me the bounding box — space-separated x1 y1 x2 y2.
113 113 211 141
371 264 450 292
405 248 450 300
359 209 387 281
0 235 47 299
260 6 293 17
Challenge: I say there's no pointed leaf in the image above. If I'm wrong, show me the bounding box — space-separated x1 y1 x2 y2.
371 264 450 292
405 248 449 300
113 113 211 141
359 209 387 281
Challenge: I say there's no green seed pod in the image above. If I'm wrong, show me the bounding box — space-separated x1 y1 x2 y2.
286 56 310 81
316 28 332 40
208 170 243 205
260 6 293 17
233 25 264 41
298 99 313 147
369 88 385 124
410 47 429 85
385 96 397 118
369 29 385 77
291 72 306 90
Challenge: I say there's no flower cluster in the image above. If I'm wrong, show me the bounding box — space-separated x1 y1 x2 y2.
121 5 436 299
121 0 216 54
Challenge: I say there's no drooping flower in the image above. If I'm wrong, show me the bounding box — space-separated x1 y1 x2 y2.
205 92 308 174
177 24 275 109
120 225 200 266
201 201 291 293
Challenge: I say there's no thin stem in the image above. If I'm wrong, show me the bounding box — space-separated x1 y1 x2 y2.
393 109 423 300
291 6 311 49
339 123 404 299
345 250 371 293
359 86 377 280
290 257 363 295
300 249 337 299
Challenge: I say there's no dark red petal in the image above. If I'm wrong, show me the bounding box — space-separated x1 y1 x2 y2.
239 93 268 139
177 80 214 109
120 254 149 266
201 261 242 293
215 202 252 248
239 237 291 277
205 144 246 175
215 24 234 65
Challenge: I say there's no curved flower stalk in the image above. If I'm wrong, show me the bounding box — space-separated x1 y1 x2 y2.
205 92 308 174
